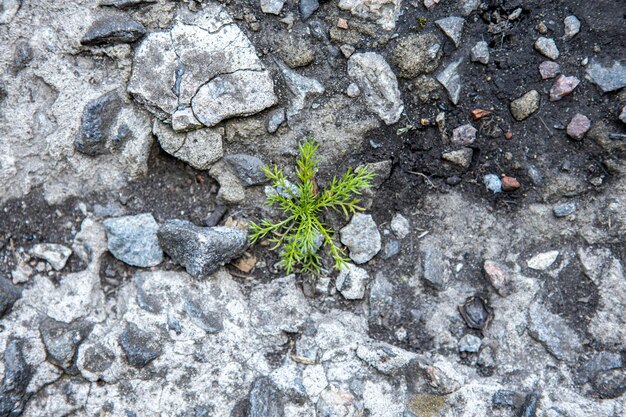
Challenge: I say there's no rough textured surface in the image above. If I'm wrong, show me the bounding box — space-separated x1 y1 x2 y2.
339 213 381 264
103 213 163 267
389 33 442 79
510 90 540 121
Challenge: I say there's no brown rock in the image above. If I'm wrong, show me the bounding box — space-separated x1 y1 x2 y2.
337 18 349 30
483 260 510 296
471 109 491 120
501 176 520 191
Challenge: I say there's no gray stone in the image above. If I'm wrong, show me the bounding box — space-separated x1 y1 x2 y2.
390 213 410 239
585 61 626 93
81 14 146 46
272 29 316 67
435 16 465 48
436 58 463 105
119 322 162 368
563 15 581 39
39 318 91 372
492 390 517 408
534 37 559 60
458 334 481 353
224 154 267 186
338 0 402 31
299 0 319 20
339 213 381 264
248 377 285 417
0 0 21 24
510 90 539 121
317 385 357 417
528 300 581 362
420 240 449 290
620 105 626 124
459 296 492 330
184 300 224 334
592 369 626 399
11 262 32 284
210 161 246 204
276 58 325 119
153 121 223 171
0 277 20 319
451 124 477 146
382 240 400 259
470 41 489 64
103 213 163 268
346 83 360 97
12 39 32 72
158 220 248 278
459 0 479 16
527 250 559 270
347 52 404 125
389 33 442 79
267 108 286 133
0 339 32 417
578 352 623 385
539 61 560 79
519 391 542 417
483 174 502 193
74 91 122 156
336 263 369 300
260 0 286 15
28 243 72 271
552 201 576 217
442 148 473 169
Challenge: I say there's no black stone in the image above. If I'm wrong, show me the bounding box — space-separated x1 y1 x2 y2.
0 339 33 417
74 91 122 156
39 318 92 373
118 323 162 368
0 277 20 319
82 344 116 373
99 0 157 8
81 14 146 46
247 377 284 417
184 300 223 334
205 205 228 227
459 295 493 330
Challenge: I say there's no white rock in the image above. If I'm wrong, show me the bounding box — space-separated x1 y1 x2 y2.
564 15 581 39
534 37 560 60
302 364 328 399
471 41 489 64
390 213 410 239
153 120 223 171
260 0 286 15
336 263 369 300
526 250 559 270
28 243 72 271
340 213 382 264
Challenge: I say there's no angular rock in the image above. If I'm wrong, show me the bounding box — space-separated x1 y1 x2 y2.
184 300 223 334
553 201 576 218
28 243 72 271
81 14 146 46
420 240 449 290
471 41 489 64
356 342 417 375
510 90 539 121
158 220 248 278
0 339 32 417
390 213 410 239
564 15 581 39
389 33 442 79
317 385 357 417
620 105 626 124
483 174 502 193
336 263 369 300
458 334 481 352
436 58 463 105
492 390 517 408
483 260 510 296
435 16 465 48
338 0 402 31
451 124 477 146
423 0 440 9
11 262 31 284
550 75 580 101
39 318 91 372
539 61 560 79
339 213 381 264
442 148 473 168
0 277 20 319
528 300 581 362
119 322 162 368
153 121 223 170
459 0 479 16
276 59 325 118
299 0 319 20
567 113 591 140
527 250 559 270
209 161 246 204
103 213 163 268
534 37 559 60
585 61 626 93
74 91 122 156
347 52 404 124
224 154 267 186
260 0 286 15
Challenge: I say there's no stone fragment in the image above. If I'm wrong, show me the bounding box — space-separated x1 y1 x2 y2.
435 16 465 48
39 318 90 372
28 243 72 271
0 278 20 318
620 105 626 124
528 300 581 362
103 213 163 267
436 58 463 105
553 201 576 218
153 121 223 170
501 176 520 191
340 44 355 58
260 0 286 15
338 0 402 31
527 250 559 270
567 113 591 140
483 260 510 296
564 15 581 39
390 213 410 239
273 31 316 68
471 109 491 120
459 296 492 330
337 18 349 30
539 61 560 79
492 390 517 408
81 14 146 46
420 240 449 290
339 213 381 264
483 174 502 193
459 0 479 16
534 37 559 60
119 323 162 368
99 0 157 7
209 161 246 204
423 0 440 9
267 108 286 133
224 154 267 186
158 220 248 278
549 75 580 101
0 339 32 417
470 41 489 64
317 385 356 417
458 334 481 353
184 300 223 334
382 240 400 259
336 263 369 300
389 34 442 79
585 61 626 93
347 52 404 124
442 148 473 168
510 90 539 121
451 124 477 146
276 59 324 118
519 391 542 417
346 82 360 97
12 40 32 72
299 0 319 20
74 91 122 156
11 262 32 284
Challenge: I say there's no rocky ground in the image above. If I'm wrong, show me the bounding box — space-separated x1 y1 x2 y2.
0 0 625 416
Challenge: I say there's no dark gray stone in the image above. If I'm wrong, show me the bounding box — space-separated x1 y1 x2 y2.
299 0 319 20
267 108 286 133
577 351 623 384
586 61 626 93
492 389 517 408
519 390 541 417
459 296 492 330
81 344 116 373
74 91 122 156
553 201 576 218
12 39 32 72
81 14 146 46
382 240 400 259
103 213 163 267
135 275 162 313
205 206 228 227
158 220 248 279
39 318 91 373
224 154 268 186
248 376 285 417
0 339 33 417
118 322 162 368
420 241 448 290
592 369 626 399
0 277 20 319
184 300 223 334
99 0 157 8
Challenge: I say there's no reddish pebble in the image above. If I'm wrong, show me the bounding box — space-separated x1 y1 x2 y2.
566 113 591 140
550 75 580 101
504 131 513 140
471 108 492 120
337 18 349 29
539 61 560 79
501 176 520 191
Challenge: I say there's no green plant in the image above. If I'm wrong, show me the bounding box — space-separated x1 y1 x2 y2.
250 138 375 275
414 16 427 31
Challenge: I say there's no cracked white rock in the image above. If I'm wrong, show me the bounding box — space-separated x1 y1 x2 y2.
338 0 402 31
153 120 223 170
347 52 404 125
128 4 277 130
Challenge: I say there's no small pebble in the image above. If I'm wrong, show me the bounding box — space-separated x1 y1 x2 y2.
471 41 489 64
458 334 482 353
564 15 581 39
539 61 560 79
471 109 491 120
346 83 360 97
337 18 349 30
566 113 591 140
501 176 520 191
484 174 502 194
550 75 580 101
534 37 559 60
451 124 477 146
504 131 513 140
553 201 576 217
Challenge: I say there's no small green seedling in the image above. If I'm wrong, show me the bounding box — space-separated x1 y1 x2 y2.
250 138 375 275
414 16 427 31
